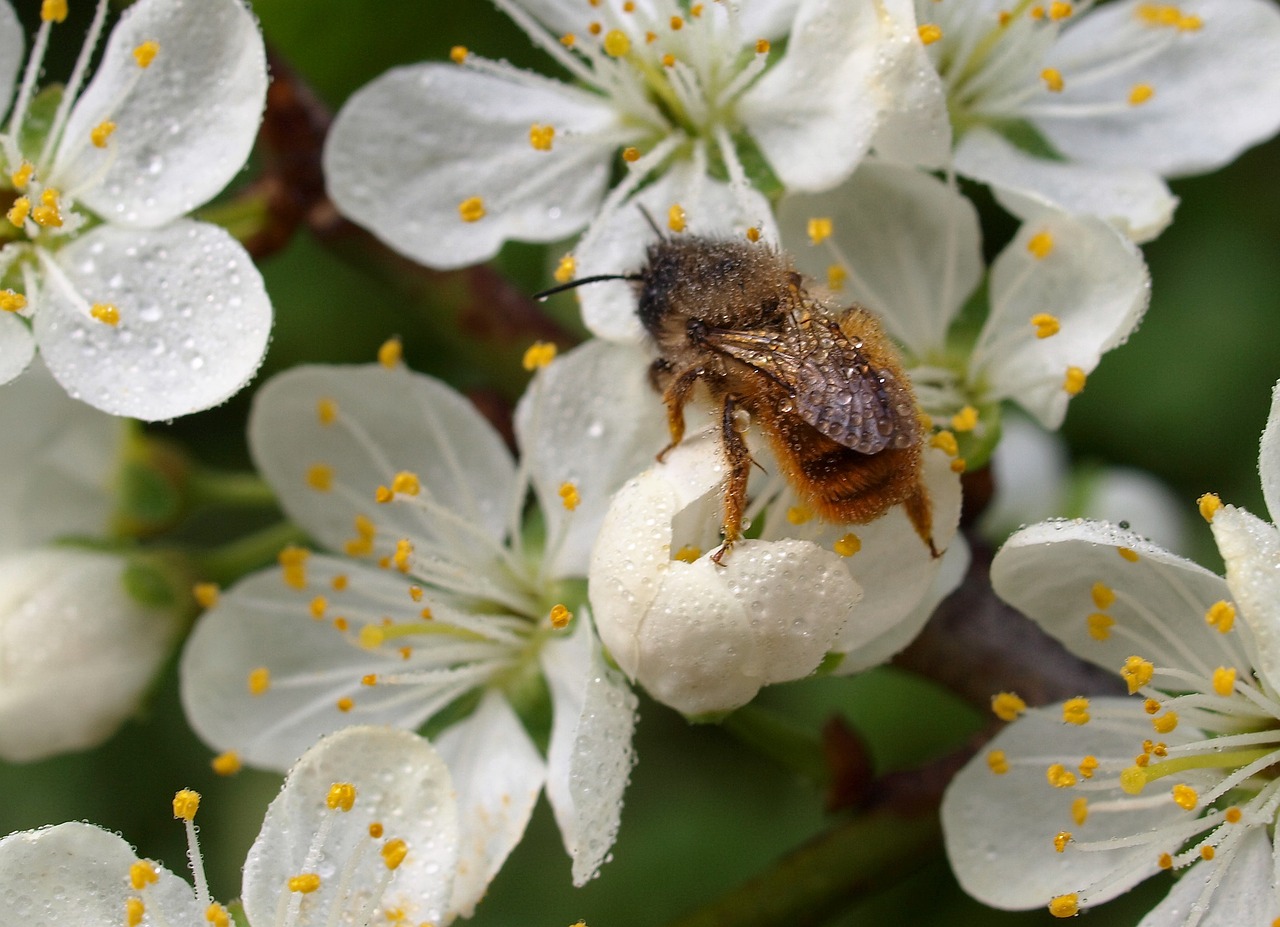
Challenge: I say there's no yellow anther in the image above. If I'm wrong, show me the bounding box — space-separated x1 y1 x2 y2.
344 536 373 557
807 216 833 245
392 538 413 573
670 14 684 29
408 586 423 602
645 31 657 44
1178 13 1202 30
529 124 555 151
559 482 580 511
826 264 847 291
1171 783 1198 810
1128 83 1155 106
317 397 338 424
1197 492 1222 522
332 574 349 591
1027 230 1054 258
588 21 602 35
929 430 959 457
391 471 421 496
205 903 231 927
1085 612 1114 640
987 749 1009 774
333 616 350 631
459 196 486 222
549 603 572 629
306 463 333 491
192 582 220 608
950 405 978 432
130 860 159 889
1048 895 1079 918
755 38 770 54
1031 313 1061 338
126 897 145 927
661 52 676 67
560 33 577 47
1077 757 1099 782
9 162 32 189
248 666 270 695
369 822 384 839
1143 697 1160 715
309 596 327 619
1046 763 1077 788
1053 831 1071 852
950 458 967 473
7 196 30 227
172 789 201 821
41 0 67 22
1158 852 1173 869
1118 547 1139 562
1062 697 1090 725
211 750 241 776
1063 367 1087 395
667 203 686 232
1120 656 1154 694
603 29 631 56
355 514 377 538
90 120 117 148
288 873 322 894
745 226 760 243
1031 5 1046 17
398 645 412 659
1152 742 1167 757
359 625 385 649
378 337 403 368
382 838 409 870
90 303 120 326
917 23 943 44
622 146 641 163
623 1 635 11
1071 795 1089 824
1213 666 1237 696
133 41 160 68
279 545 309 589
1226 806 1242 823
833 533 862 557
1199 845 1214 861
1041 68 1064 92
1090 581 1116 610
992 691 1027 722
361 673 377 686
523 340 557 370
786 505 811 525
555 254 577 283
31 188 62 228
336 696 354 713
1049 1 1073 19
1206 600 1236 633
450 45 468 63
327 782 357 811
1152 710 1178 734
690 3 703 15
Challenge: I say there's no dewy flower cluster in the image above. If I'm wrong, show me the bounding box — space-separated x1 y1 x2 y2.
0 0 1278 925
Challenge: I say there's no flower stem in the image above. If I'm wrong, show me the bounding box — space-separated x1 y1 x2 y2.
185 467 278 510
191 521 309 587
719 704 829 789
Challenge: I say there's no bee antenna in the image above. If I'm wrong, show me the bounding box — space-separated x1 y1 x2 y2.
534 273 642 301
636 204 664 239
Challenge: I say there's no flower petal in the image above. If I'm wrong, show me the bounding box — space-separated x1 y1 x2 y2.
1135 824 1274 927
515 339 667 577
542 615 638 885
955 127 1178 243
1212 506 1280 692
242 726 460 927
0 308 33 387
991 519 1243 681
56 0 267 226
34 220 270 419
1041 0 1280 178
325 62 619 270
0 1 20 123
434 692 546 917
248 363 516 567
0 822 202 925
777 161 982 356
975 210 1149 428
1260 379 1280 524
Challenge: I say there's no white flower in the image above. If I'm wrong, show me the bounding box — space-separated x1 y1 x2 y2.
0 727 462 927
942 380 1280 925
181 340 666 894
0 0 271 419
778 160 1150 436
323 0 928 271
902 0 1280 241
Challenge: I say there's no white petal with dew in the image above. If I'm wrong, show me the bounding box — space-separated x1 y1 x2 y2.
0 822 203 924
943 701 1205 910
0 308 33 386
515 339 667 578
56 0 267 226
248 363 516 565
992 519 1246 681
34 220 271 420
867 19 951 169
978 211 1148 428
0 1 20 121
543 614 638 885
1136 823 1274 927
0 547 182 762
955 127 1177 243
435 692 546 917
325 62 619 270
778 161 982 356
1259 379 1280 525
180 557 507 771
1212 507 1280 694
242 727 460 927
1041 0 1280 178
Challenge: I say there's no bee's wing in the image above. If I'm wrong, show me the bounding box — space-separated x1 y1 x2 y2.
702 304 919 455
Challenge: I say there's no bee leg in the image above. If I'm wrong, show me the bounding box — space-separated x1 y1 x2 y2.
656 366 700 462
711 395 751 566
902 483 940 558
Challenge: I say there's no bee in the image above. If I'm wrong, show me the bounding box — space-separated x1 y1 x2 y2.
543 232 938 563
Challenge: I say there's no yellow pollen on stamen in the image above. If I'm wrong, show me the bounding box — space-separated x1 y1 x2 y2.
1120 655 1154 694
450 46 468 63
918 23 943 44
745 226 760 243
588 21 602 35
668 203 687 233
1085 612 1114 640
327 782 357 811
523 340 557 370
392 538 413 573
1071 796 1089 824
309 596 327 619
1048 894 1078 918
1053 831 1071 852
126 898 145 927
361 674 377 686
930 430 959 457
91 121 117 148
332 574 348 591
306 463 333 491
661 52 676 67
786 505 811 525
622 146 641 163
603 29 631 57
1213 666 1237 696
1063 366 1087 395
378 337 403 368
1172 783 1198 810
172 789 201 821
1206 600 1236 633
1158 852 1173 869
950 406 978 432
992 691 1027 722
987 750 1009 774
9 162 32 188
382 838 409 870
1152 710 1178 734
1197 492 1222 522
1226 806 1242 823
211 750 241 776
369 822 384 839
549 603 572 629
807 216 833 245
248 666 270 695
459 196 486 223
1144 698 1160 715
1129 83 1155 106
336 696 354 713
1031 5 1046 18
1046 763 1077 788
279 545 310 589
7 196 29 227
90 303 120 326
288 874 322 894
560 33 577 47
32 189 62 228
1199 845 1214 861
1091 581 1116 609
755 39 770 54
690 3 703 16
391 471 421 496
409 586 423 602
826 264 847 291
670 15 684 29
555 254 577 282
1027 230 1054 258
133 41 160 69
360 625 385 649
1118 546 1140 562
950 458 967 473
192 582 219 608
317 397 338 424
206 903 231 927
1049 1 1073 19
41 0 67 23
559 482 580 511
529 124 555 151
833 533 862 557
130 860 159 889
1041 68 1064 92
1078 756 1099 781
1062 697 1090 725
1031 313 1061 338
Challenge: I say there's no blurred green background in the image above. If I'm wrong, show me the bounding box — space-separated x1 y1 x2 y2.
2 2 1277 926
